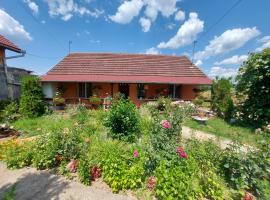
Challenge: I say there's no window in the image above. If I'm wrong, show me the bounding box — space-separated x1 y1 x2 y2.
137 84 145 99
169 84 181 98
78 83 92 98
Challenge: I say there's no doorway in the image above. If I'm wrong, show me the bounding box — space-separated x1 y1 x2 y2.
119 83 129 98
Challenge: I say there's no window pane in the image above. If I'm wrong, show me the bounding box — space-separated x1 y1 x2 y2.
137 84 145 99
86 83 92 98
78 83 85 98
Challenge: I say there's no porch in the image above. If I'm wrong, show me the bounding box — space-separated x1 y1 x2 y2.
42 82 199 107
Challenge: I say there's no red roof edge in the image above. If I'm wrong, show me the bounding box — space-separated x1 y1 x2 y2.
0 35 22 53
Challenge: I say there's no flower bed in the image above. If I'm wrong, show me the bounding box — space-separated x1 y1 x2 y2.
0 98 269 199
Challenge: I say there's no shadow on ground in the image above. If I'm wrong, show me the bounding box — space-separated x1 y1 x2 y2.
0 171 69 200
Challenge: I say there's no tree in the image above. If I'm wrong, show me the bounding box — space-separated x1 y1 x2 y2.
235 49 270 127
19 76 46 118
211 78 234 120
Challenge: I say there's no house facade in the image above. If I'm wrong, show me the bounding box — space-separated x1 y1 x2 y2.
0 35 30 100
41 53 212 106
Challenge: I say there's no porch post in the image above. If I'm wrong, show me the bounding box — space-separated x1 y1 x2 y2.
111 83 113 96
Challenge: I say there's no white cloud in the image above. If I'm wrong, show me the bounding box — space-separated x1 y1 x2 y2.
109 0 144 24
0 9 32 42
195 27 260 60
208 66 238 78
110 0 178 31
139 17 151 32
24 0 39 15
144 0 178 21
45 0 103 21
167 23 175 30
175 9 185 21
41 20 46 24
158 12 204 49
145 47 160 54
214 55 248 65
256 36 270 51
195 59 202 66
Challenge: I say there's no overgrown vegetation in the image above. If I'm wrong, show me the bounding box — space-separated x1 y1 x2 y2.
211 78 234 120
236 49 270 127
0 97 269 200
19 76 46 118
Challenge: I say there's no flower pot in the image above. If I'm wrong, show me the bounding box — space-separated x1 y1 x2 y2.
54 105 65 110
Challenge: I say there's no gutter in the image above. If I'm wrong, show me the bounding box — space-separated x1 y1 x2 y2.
3 50 26 84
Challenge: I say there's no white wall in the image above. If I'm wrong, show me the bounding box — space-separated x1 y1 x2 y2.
42 82 55 98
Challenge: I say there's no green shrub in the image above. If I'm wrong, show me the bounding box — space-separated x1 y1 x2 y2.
1 141 33 169
156 97 171 111
211 78 234 120
19 76 46 118
0 99 11 112
1 101 20 122
78 156 91 185
221 142 270 197
89 95 102 105
105 97 140 142
88 140 145 192
236 49 270 127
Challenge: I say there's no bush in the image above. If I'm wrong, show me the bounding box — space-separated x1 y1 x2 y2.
221 141 270 197
211 78 234 120
19 76 46 118
1 101 20 122
105 97 140 142
236 49 270 127
1 140 33 169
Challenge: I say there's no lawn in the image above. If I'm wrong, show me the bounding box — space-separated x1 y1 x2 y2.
184 117 269 146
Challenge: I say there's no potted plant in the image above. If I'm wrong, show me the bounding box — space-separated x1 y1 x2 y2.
53 92 65 110
89 95 102 109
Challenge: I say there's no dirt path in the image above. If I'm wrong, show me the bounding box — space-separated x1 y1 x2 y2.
0 162 136 200
182 126 250 151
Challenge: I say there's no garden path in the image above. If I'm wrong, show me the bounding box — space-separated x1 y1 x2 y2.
182 126 250 151
0 162 136 200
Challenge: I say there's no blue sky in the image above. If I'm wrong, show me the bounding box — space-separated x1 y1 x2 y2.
1 0 270 77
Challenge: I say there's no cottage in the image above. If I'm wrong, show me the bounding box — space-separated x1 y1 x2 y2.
0 35 31 100
41 53 211 106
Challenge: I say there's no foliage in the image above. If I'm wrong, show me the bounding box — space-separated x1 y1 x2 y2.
89 95 102 105
78 156 91 185
53 91 65 105
0 99 11 112
211 78 234 120
105 97 140 142
88 140 145 192
156 97 171 111
1 101 20 122
1 140 33 169
221 141 270 197
2 184 16 200
236 49 270 127
19 76 46 118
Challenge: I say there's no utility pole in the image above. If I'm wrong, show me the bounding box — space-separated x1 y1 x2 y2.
191 40 197 64
68 40 72 54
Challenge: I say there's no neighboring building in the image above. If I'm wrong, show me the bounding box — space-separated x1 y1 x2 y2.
0 35 31 100
41 53 212 106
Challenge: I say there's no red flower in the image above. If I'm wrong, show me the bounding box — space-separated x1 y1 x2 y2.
91 166 102 181
243 192 256 200
67 159 78 173
161 120 170 129
147 176 156 189
176 146 188 159
133 150 139 158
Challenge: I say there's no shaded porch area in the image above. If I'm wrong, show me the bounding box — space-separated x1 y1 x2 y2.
42 82 199 107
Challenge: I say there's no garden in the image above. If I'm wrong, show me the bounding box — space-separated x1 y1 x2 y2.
0 50 269 200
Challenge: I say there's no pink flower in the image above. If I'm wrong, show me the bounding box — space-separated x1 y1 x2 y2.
91 166 102 181
67 159 78 173
147 176 156 189
176 146 188 159
133 150 139 158
161 120 170 129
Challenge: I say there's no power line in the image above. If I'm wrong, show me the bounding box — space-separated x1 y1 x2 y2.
17 0 67 52
198 0 243 41
27 52 63 60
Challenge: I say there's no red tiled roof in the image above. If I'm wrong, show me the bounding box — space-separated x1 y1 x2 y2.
41 53 212 84
0 35 22 53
